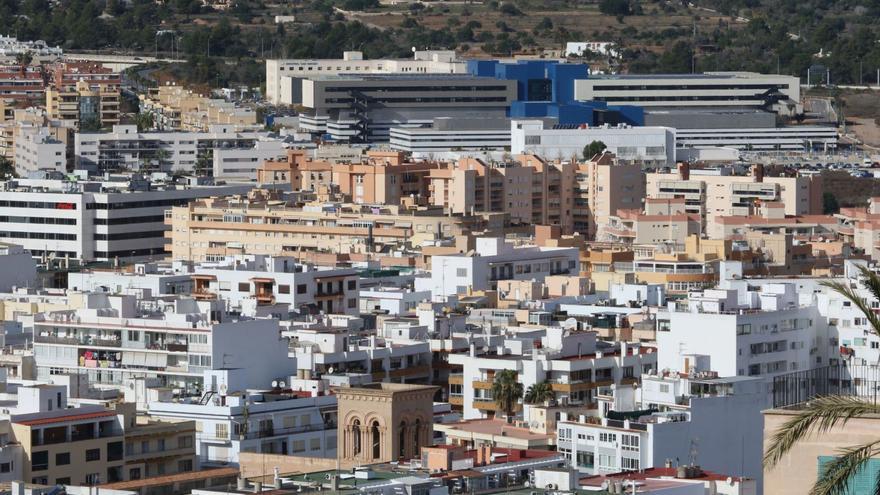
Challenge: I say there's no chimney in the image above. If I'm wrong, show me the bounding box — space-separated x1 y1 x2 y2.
751 163 764 183
677 162 690 181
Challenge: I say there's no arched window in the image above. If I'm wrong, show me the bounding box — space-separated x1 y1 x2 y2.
413 419 421 453
352 419 361 456
398 421 407 458
371 421 381 460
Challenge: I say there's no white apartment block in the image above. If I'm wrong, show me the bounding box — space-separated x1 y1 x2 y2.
286 320 432 384
212 139 287 180
422 237 580 298
557 373 768 484
14 126 67 176
75 125 272 174
67 262 194 295
0 177 253 261
574 72 801 115
266 50 466 105
448 327 656 420
657 283 830 378
359 287 432 316
191 255 360 316
511 120 676 166
147 368 337 467
0 243 37 292
32 293 295 395
814 260 880 366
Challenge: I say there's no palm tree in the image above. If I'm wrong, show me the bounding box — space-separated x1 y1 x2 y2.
491 369 523 424
524 382 554 405
764 264 880 495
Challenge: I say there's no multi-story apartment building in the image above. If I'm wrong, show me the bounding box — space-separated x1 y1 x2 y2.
265 50 466 105
75 124 271 173
423 237 580 297
0 243 37 292
13 126 67 175
603 198 701 247
557 372 768 484
0 65 46 108
447 328 656 420
165 189 502 263
657 282 830 377
645 163 823 231
147 368 338 467
0 176 253 262
122 413 196 481
139 85 258 131
32 292 295 395
46 80 120 131
511 119 676 166
574 151 646 237
574 72 801 115
190 255 360 316
298 74 516 142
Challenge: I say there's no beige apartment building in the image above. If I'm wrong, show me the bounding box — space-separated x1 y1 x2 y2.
575 151 646 238
139 85 257 131
166 188 504 262
46 80 120 130
604 197 701 247
646 163 823 233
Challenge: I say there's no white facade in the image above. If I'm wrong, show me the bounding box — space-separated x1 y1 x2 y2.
14 127 67 176
424 238 580 298
609 283 665 307
0 243 37 292
193 255 360 316
266 50 466 105
557 374 768 486
676 126 838 152
0 35 62 62
32 293 296 395
67 263 194 295
212 139 287 180
657 284 829 377
147 369 336 467
510 119 675 166
389 126 510 155
565 42 619 58
574 72 801 114
359 287 432 315
75 125 272 173
0 177 253 261
448 328 656 420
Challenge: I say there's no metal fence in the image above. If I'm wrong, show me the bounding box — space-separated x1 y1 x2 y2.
772 364 880 408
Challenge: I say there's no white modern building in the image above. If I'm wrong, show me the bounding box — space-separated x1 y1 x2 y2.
190 255 361 316
67 262 194 295
557 372 768 485
359 287 431 316
146 368 337 466
0 35 62 62
75 125 272 174
421 237 580 298
266 50 466 105
574 72 801 115
212 139 287 180
447 328 656 420
0 176 253 262
389 118 511 156
657 283 830 378
32 292 296 395
13 126 67 176
0 243 37 292
510 119 675 166
675 126 838 153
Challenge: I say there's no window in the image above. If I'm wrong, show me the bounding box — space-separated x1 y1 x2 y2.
659 384 670 393
297 284 307 294
178 435 193 449
456 268 468 277
348 298 357 309
576 451 594 468
348 280 356 290
599 432 617 444
178 460 193 472
293 440 306 453
56 477 71 485
55 452 70 466
238 282 249 292
278 285 290 294
127 331 140 341
86 448 101 462
157 439 165 451
32 451 48 471
216 423 228 439
129 468 141 480
621 457 640 471
621 435 639 451
310 438 321 450
0 462 11 473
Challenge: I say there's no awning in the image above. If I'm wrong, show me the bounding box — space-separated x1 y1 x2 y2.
393 221 412 228
146 353 168 367
122 352 147 366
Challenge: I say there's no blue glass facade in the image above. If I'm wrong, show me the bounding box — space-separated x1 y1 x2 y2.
466 60 644 126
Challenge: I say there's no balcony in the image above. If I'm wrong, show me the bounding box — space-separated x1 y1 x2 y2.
449 396 464 406
390 364 430 379
238 422 331 441
35 335 121 348
125 446 193 461
449 374 464 385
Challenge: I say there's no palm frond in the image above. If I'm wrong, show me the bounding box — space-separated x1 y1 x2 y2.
855 265 880 307
811 439 880 495
821 279 880 338
764 396 880 468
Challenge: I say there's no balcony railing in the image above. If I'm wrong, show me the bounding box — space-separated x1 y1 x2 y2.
239 422 333 440
35 335 121 348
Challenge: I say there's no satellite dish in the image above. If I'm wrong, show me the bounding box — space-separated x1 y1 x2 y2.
328 367 335 374
272 380 279 388
219 384 228 394
278 380 286 388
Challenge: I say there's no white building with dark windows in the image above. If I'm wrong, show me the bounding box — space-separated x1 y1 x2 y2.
0 177 252 262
